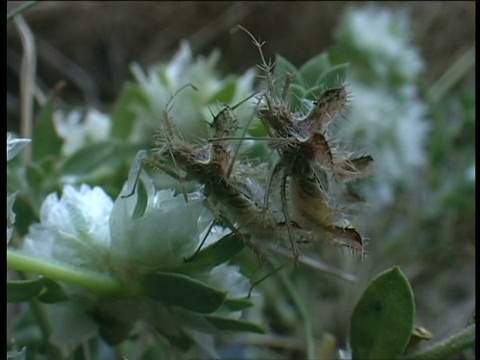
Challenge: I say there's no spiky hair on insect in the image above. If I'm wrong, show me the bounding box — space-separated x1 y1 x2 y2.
147 27 374 269
234 25 375 257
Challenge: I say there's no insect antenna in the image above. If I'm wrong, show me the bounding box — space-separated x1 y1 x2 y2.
233 25 275 98
225 94 262 179
157 83 197 202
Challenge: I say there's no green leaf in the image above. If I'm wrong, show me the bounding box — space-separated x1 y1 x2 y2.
187 233 245 268
205 315 265 334
37 278 69 303
32 96 63 161
61 141 119 175
206 79 237 104
7 277 67 304
274 54 299 80
316 63 349 90
25 162 47 191
350 266 415 360
6 346 26 360
287 84 307 111
273 54 303 98
303 85 324 102
89 298 140 345
299 52 331 89
141 272 227 313
224 298 255 312
111 83 151 139
132 178 148 219
7 278 45 302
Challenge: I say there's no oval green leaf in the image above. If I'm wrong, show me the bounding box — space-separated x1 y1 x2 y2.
206 79 237 104
224 298 255 312
61 141 120 175
186 233 245 268
32 96 63 161
37 278 69 303
287 84 307 111
141 272 227 314
316 63 349 89
350 266 415 360
111 83 151 140
299 52 331 89
273 54 303 97
7 278 44 302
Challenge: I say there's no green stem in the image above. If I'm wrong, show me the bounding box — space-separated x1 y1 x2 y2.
402 324 475 360
271 258 316 359
7 250 124 295
29 298 66 360
7 1 40 22
427 47 475 104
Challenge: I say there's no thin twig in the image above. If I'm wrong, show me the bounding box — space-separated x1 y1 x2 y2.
15 15 37 162
7 1 40 22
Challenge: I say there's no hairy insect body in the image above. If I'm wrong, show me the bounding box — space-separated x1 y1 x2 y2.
152 96 313 260
251 56 369 256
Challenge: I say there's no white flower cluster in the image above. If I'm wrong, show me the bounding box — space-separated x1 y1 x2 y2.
335 6 424 82
129 41 257 141
53 108 112 156
334 7 430 206
20 174 249 297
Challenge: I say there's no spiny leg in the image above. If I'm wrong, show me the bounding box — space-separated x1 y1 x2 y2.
263 160 283 211
225 95 262 179
247 258 293 298
280 171 300 260
159 84 198 202
202 198 267 261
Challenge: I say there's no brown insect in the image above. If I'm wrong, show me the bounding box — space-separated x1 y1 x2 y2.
235 25 374 258
148 84 313 262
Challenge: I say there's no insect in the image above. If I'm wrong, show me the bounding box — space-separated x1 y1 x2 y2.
147 84 313 263
235 25 373 257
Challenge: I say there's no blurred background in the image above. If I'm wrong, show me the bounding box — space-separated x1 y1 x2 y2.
7 1 475 359
6 1 475 130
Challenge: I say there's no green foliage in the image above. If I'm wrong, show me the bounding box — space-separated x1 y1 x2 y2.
140 272 227 314
350 267 415 359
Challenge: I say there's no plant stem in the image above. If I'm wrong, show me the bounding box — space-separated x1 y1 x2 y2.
427 47 475 104
7 250 124 295
271 258 316 359
402 324 475 360
7 1 40 22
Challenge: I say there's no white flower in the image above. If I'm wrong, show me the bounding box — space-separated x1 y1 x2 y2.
53 108 112 156
208 263 250 300
340 82 429 205
7 133 31 244
129 41 257 142
335 6 424 83
7 132 31 161
109 176 214 273
7 192 17 244
22 185 113 271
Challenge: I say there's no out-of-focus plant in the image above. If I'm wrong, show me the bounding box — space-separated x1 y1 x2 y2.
112 41 257 143
330 6 430 208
